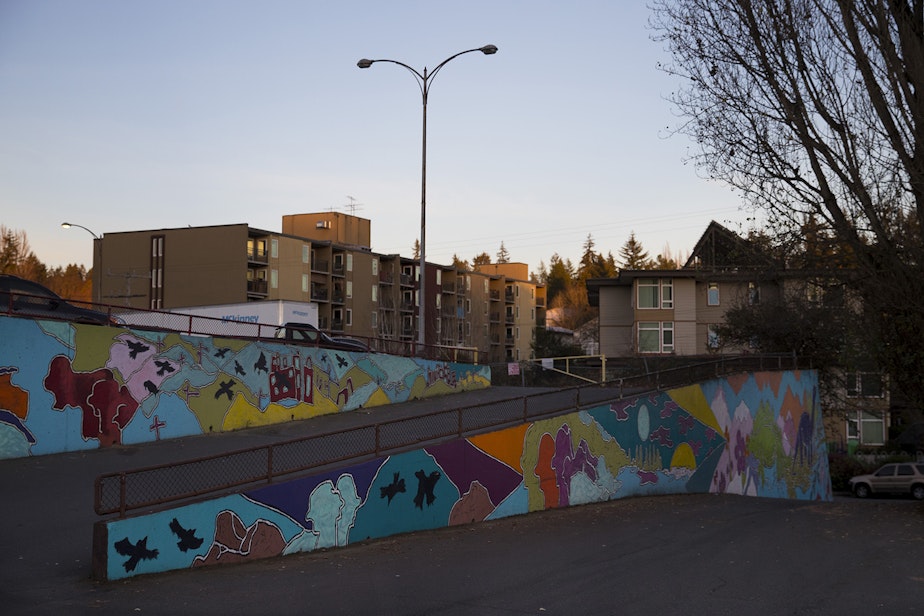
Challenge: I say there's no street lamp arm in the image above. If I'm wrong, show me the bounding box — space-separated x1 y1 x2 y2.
427 45 498 87
61 222 101 240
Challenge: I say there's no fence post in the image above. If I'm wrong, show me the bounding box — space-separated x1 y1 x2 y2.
119 473 127 518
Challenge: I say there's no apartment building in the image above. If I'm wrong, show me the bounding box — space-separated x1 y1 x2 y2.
586 220 891 450
92 213 544 364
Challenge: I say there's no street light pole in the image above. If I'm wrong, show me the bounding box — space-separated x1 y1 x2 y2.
358 45 498 351
61 222 102 305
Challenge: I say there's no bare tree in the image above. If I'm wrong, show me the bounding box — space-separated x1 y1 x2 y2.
652 0 924 410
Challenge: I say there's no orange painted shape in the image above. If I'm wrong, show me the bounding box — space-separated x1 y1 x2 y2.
469 423 530 473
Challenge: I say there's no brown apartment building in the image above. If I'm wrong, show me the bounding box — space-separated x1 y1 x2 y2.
92 213 545 365
587 221 891 452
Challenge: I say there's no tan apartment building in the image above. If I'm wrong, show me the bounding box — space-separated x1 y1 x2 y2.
92 213 544 365
586 221 891 451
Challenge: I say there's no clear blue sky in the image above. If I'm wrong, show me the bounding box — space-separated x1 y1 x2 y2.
0 0 750 275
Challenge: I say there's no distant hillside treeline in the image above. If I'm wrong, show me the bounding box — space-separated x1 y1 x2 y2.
1 226 92 302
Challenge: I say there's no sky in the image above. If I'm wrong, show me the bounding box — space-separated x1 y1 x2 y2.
0 0 753 276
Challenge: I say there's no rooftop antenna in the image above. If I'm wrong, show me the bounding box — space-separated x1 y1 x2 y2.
344 196 363 216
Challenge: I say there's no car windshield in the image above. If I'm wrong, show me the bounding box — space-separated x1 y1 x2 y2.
874 466 896 477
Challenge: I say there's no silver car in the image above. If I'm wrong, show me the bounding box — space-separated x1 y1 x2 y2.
849 463 924 500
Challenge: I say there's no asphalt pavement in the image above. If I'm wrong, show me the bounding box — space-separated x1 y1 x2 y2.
2 386 922 615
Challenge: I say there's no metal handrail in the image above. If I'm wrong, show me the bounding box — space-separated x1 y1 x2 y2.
93 353 805 518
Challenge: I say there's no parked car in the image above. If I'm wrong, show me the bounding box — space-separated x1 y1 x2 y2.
0 274 114 325
849 462 924 500
274 322 371 353
330 336 373 353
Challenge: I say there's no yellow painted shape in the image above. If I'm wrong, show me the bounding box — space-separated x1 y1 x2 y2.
667 384 722 433
362 387 392 409
469 424 531 473
72 325 119 372
223 397 337 431
670 442 697 470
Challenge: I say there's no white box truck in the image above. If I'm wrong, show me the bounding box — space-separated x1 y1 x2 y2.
116 301 318 338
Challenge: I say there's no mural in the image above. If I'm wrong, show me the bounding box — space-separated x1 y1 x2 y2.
96 370 832 580
0 316 490 459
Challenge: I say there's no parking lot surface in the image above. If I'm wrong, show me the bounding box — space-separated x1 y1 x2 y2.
2 386 922 615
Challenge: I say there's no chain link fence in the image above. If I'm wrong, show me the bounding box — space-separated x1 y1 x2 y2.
95 353 806 517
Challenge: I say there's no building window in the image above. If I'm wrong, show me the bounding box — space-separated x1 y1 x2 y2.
707 282 720 306
846 372 884 398
466 299 471 314
371 312 377 328
346 254 353 272
150 235 165 310
638 278 673 309
271 269 278 289
639 321 674 353
371 285 377 303
846 410 885 445
302 274 308 293
271 239 278 259
346 309 352 327
302 245 309 264
372 259 378 276
346 280 353 299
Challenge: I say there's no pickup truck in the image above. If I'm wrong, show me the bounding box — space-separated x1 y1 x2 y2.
274 322 371 352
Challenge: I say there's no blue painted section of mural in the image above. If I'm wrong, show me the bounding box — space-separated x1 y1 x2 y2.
0 316 491 459
97 370 831 580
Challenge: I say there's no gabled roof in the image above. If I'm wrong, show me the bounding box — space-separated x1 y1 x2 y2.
684 220 749 269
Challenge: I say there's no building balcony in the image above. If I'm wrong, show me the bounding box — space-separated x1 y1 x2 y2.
247 250 268 265
247 279 268 295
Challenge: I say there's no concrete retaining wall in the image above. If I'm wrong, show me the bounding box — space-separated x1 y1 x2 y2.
0 315 490 458
94 369 831 580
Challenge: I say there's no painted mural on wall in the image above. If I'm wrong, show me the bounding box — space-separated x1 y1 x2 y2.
97 369 831 580
0 316 490 459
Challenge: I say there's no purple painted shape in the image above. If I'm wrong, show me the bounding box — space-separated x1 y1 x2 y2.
428 439 523 506
246 457 383 528
550 425 599 507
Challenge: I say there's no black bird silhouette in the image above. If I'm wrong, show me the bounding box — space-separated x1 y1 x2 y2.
272 371 294 395
253 352 268 374
336 354 348 369
413 470 441 509
113 536 159 572
143 380 158 395
169 517 204 552
155 359 175 376
126 340 150 359
214 347 230 358
234 360 246 377
380 472 406 504
215 379 236 400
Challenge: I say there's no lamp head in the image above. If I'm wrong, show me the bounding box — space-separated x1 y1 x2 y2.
357 59 374 69
480 45 498 55
61 222 72 229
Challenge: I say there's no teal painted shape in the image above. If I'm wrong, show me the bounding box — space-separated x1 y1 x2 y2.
485 482 528 520
106 494 304 580
350 450 460 542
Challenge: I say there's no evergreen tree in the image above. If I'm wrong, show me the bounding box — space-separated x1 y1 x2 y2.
618 232 653 270
496 242 510 264
451 254 471 271
577 234 608 281
545 254 574 306
472 252 491 266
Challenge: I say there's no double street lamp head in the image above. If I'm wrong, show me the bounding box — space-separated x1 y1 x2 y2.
356 44 498 69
